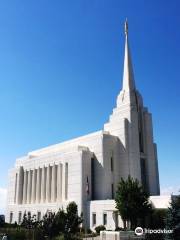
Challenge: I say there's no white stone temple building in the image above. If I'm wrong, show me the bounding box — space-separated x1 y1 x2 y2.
6 21 165 230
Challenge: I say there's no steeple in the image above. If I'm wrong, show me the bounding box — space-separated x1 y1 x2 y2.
122 19 136 91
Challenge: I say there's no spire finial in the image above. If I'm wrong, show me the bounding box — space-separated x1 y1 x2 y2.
122 19 136 91
125 18 128 36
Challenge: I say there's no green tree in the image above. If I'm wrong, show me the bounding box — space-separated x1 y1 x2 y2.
54 209 66 235
166 195 180 240
149 209 167 229
21 212 39 240
64 202 83 239
115 175 151 229
0 215 5 228
21 211 37 229
41 212 56 239
146 209 167 240
40 202 82 240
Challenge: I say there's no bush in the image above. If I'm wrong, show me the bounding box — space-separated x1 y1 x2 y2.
11 231 26 240
53 235 64 240
115 227 125 231
86 228 92 234
95 225 106 234
149 208 167 229
166 195 180 240
5 230 26 240
79 227 92 234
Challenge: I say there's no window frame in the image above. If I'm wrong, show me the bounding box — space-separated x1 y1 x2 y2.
110 151 114 172
111 183 114 199
10 212 13 224
103 212 107 226
92 212 96 226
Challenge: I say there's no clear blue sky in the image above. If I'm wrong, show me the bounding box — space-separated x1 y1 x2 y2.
0 0 179 194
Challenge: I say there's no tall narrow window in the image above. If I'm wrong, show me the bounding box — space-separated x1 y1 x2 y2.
140 158 147 191
110 156 114 171
10 212 13 224
139 132 144 153
91 158 95 200
138 109 144 153
92 213 96 226
111 183 114 199
103 213 107 225
114 212 118 229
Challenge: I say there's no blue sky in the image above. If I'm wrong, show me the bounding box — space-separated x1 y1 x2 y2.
0 0 180 213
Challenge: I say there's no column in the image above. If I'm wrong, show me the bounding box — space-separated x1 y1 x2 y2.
16 173 19 204
31 169 36 203
65 163 68 200
36 167 41 203
41 166 46 203
46 165 51 202
51 164 57 202
26 171 30 204
17 166 24 204
27 170 32 204
57 163 62 202
14 173 18 203
23 170 28 204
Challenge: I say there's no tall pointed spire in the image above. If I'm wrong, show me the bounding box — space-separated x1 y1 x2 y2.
122 19 136 91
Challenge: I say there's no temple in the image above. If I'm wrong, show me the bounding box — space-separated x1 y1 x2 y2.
6 21 164 230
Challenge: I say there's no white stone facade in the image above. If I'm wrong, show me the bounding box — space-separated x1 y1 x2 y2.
88 196 171 230
6 22 162 229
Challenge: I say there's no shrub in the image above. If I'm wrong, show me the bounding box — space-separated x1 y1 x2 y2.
5 230 26 240
115 176 151 230
115 227 125 231
86 228 92 234
95 225 106 234
53 235 64 240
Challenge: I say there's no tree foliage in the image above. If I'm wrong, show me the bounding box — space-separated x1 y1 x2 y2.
0 215 5 228
115 175 152 229
21 211 38 229
166 195 180 240
18 202 82 239
41 212 56 238
149 209 167 229
95 225 106 234
40 202 82 239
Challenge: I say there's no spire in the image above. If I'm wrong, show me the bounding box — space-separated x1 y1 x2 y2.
122 19 136 91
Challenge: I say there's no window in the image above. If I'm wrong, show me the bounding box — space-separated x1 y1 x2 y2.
139 132 144 153
114 212 118 229
110 156 114 171
91 158 95 200
37 211 41 221
111 184 114 199
103 213 107 225
140 158 147 191
18 212 22 224
27 211 31 220
92 213 96 226
10 212 13 224
47 210 52 217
